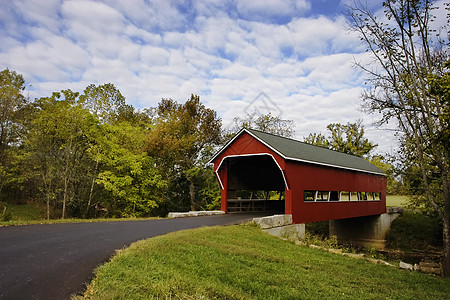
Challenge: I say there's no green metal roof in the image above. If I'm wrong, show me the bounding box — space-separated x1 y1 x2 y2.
213 128 385 176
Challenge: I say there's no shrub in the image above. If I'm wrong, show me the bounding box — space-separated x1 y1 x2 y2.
386 211 443 251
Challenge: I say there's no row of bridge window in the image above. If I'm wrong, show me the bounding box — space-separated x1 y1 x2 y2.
304 190 381 202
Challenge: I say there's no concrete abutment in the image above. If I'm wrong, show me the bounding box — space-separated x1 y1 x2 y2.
252 208 403 249
253 214 305 240
329 207 403 249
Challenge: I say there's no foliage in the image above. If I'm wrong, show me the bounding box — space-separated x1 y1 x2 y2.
304 121 377 157
95 122 166 217
24 90 97 219
305 220 329 238
230 111 295 138
0 69 27 197
0 201 44 222
79 83 133 124
386 211 443 252
0 70 222 219
369 154 403 194
1 80 166 219
346 0 450 275
77 225 450 300
146 95 222 212
0 69 26 163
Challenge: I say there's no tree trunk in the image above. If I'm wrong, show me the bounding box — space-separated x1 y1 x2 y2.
46 194 50 220
62 177 68 219
443 190 450 277
84 160 98 218
189 180 195 211
42 171 51 220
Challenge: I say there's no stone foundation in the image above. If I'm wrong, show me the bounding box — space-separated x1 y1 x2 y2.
253 214 305 240
167 211 225 218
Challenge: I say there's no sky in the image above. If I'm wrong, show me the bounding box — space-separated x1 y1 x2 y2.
0 0 446 154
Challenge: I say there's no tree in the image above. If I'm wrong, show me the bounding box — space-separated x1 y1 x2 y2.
303 132 329 148
78 83 147 217
347 0 450 276
304 121 377 157
25 90 97 219
79 83 133 124
95 122 165 217
231 111 295 138
0 69 26 163
370 154 402 195
146 95 222 211
0 69 27 196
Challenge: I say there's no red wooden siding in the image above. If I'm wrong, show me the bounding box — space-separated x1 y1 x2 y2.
212 131 387 224
284 161 386 224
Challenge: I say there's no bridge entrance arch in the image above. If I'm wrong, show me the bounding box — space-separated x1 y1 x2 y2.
216 154 288 213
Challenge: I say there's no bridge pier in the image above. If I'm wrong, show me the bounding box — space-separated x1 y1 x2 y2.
329 207 403 249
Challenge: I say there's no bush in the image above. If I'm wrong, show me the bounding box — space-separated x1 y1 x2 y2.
1 205 12 221
386 211 442 251
305 220 329 237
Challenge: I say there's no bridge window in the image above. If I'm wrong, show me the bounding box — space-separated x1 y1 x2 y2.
304 190 382 202
330 191 339 201
315 191 329 201
340 191 350 201
304 190 315 202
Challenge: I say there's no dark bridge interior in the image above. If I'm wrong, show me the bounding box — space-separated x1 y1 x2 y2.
224 155 286 213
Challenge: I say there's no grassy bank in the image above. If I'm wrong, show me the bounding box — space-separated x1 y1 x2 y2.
386 195 409 207
0 217 161 227
0 202 159 227
76 225 450 299
0 202 44 223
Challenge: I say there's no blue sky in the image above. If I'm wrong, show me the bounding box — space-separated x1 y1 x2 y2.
0 0 447 153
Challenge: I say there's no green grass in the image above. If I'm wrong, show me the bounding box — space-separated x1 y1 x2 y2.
0 202 159 227
0 202 44 222
76 225 450 300
0 216 160 227
386 195 409 207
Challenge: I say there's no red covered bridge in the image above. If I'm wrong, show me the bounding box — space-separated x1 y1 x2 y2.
210 128 387 224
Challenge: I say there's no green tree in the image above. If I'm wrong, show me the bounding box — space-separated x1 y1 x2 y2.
79 83 133 124
304 121 377 157
146 95 222 211
231 111 295 138
25 90 97 219
95 122 165 217
78 83 149 217
303 132 329 148
0 69 27 196
347 0 450 276
369 154 401 195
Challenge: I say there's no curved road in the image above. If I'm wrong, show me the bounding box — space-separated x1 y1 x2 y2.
0 213 267 300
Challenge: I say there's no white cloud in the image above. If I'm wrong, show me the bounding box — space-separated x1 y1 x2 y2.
0 0 409 154
140 45 170 66
104 0 190 31
7 0 62 34
235 0 311 21
62 1 124 33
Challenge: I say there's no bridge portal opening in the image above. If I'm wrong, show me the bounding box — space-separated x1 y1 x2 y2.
223 155 286 213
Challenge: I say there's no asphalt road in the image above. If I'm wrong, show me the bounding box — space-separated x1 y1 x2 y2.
0 213 268 300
